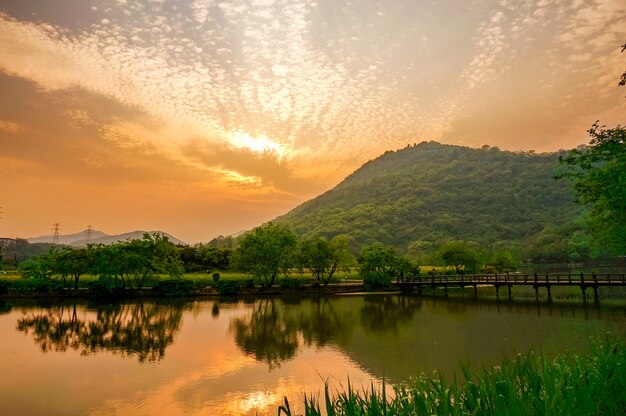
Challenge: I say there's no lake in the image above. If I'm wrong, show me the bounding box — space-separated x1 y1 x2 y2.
0 295 624 415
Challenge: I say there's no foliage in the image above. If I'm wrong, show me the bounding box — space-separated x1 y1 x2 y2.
558 122 626 255
87 276 125 298
358 244 413 290
92 233 183 289
178 245 232 272
0 239 55 267
217 279 241 296
279 277 303 289
18 258 52 280
276 141 584 259
300 235 355 286
279 335 626 416
437 240 484 274
233 222 298 287
153 279 195 297
0 280 10 295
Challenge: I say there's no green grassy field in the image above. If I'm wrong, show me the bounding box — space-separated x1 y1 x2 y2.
0 270 362 290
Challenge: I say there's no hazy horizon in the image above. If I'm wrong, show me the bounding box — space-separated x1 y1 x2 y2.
1 0 625 243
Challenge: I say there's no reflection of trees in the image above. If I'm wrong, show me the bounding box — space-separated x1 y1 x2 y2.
229 296 424 369
230 297 357 369
360 295 422 333
294 298 355 347
230 299 299 369
16 302 185 362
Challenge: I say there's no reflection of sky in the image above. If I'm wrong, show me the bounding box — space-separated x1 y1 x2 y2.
0 1 625 242
0 298 625 415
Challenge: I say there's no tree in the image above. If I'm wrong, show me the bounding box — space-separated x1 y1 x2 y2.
92 233 183 289
300 235 355 285
437 240 483 274
234 222 298 287
358 244 398 289
558 123 626 254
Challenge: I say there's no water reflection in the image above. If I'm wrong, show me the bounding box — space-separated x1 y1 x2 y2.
1 296 625 415
229 296 423 370
16 301 186 362
360 295 422 332
230 299 299 369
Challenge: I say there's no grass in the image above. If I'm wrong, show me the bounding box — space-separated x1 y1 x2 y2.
0 271 362 291
279 335 626 416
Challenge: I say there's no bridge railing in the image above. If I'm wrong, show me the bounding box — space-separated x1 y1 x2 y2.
399 272 626 284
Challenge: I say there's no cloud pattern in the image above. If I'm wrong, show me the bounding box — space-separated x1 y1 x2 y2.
0 0 625 239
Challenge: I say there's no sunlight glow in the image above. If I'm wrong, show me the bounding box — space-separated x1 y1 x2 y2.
231 131 288 158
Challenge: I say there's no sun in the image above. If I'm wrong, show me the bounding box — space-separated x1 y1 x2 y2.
231 131 287 158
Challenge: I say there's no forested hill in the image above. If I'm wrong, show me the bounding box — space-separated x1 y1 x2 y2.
276 141 583 253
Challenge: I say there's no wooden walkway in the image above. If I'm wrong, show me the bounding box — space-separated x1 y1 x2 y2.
393 272 626 304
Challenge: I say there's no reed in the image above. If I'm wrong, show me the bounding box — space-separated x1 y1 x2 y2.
279 335 626 415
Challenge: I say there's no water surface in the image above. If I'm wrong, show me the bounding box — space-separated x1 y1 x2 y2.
0 295 624 415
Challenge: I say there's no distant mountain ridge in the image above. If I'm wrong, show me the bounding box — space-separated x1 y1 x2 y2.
275 141 583 252
27 230 187 247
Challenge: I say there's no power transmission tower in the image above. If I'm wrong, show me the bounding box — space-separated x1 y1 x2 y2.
52 222 61 245
86 225 93 240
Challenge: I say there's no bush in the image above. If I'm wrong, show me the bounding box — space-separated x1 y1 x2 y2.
279 277 302 289
217 279 240 296
362 272 392 291
88 276 125 298
0 280 10 295
243 278 255 289
212 272 220 284
154 279 195 297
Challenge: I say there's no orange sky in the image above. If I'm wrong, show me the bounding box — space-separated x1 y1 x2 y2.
0 0 625 243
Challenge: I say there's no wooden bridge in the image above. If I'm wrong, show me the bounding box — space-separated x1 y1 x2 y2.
393 272 626 304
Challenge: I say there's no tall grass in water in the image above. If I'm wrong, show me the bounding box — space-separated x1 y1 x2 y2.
279 336 626 415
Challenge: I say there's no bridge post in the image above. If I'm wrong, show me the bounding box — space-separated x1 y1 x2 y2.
534 285 539 302
546 285 552 303
473 284 477 299
581 286 587 304
593 286 599 304
507 284 512 301
495 285 500 301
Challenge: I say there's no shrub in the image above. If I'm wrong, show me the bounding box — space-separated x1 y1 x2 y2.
0 280 10 295
88 276 125 298
217 279 240 296
279 277 302 289
212 272 221 284
154 279 195 297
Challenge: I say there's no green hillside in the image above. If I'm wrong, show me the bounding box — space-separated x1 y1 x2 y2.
276 141 585 256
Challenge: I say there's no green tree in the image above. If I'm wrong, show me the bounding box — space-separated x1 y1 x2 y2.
437 240 483 274
234 222 298 287
558 123 626 254
93 233 183 289
358 244 397 290
300 235 355 285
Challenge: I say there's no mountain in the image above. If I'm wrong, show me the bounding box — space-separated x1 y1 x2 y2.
28 230 186 247
27 229 108 245
275 141 584 254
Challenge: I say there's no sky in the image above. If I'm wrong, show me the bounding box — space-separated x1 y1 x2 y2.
0 0 625 244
